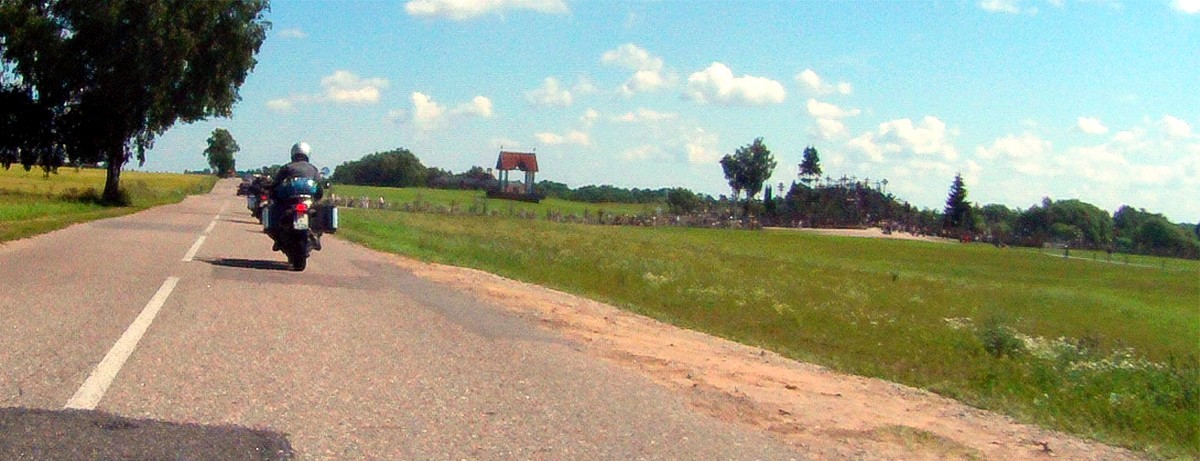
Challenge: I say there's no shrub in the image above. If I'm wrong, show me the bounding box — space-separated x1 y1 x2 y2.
978 317 1024 358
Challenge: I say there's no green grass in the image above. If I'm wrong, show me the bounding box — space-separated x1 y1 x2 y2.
333 184 660 217
0 168 216 242
338 208 1200 458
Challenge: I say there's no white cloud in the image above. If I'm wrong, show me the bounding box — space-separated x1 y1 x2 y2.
572 76 598 95
581 108 600 126
848 133 885 162
979 0 1038 15
802 96 857 139
685 62 786 106
535 130 590 146
451 95 494 118
976 132 1053 175
816 118 848 140
266 99 295 113
879 116 959 161
268 70 387 110
977 132 1051 160
405 92 492 130
685 128 721 164
619 70 668 96
321 70 389 103
602 44 670 96
1172 0 1200 13
614 108 678 123
848 116 959 162
1112 128 1143 145
806 99 860 119
405 0 568 20
277 28 307 39
1162 115 1193 139
796 69 852 95
525 77 573 107
601 43 663 72
1077 116 1109 135
412 92 446 130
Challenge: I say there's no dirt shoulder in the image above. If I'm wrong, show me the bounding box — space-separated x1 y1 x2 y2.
766 226 957 244
385 255 1145 461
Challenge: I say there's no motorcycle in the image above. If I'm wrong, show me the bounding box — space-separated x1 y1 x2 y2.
247 191 269 223
263 177 337 271
243 176 272 223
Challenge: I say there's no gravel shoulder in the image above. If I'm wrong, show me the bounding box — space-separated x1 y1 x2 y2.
382 253 1146 461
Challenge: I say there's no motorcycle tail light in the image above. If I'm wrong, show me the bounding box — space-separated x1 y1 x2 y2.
295 202 308 214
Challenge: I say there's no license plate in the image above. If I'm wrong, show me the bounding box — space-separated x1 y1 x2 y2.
294 214 309 230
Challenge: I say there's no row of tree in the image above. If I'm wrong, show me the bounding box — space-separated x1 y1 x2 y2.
0 0 269 203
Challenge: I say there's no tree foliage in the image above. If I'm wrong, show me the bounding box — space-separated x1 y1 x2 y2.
203 128 239 177
666 188 703 215
0 0 270 203
330 148 428 187
942 173 973 233
720 138 776 215
1113 206 1199 258
798 146 822 185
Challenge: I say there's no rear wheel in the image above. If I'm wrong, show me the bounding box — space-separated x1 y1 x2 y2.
284 232 309 271
288 251 307 271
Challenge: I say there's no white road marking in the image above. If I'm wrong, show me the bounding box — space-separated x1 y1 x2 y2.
204 220 217 234
65 276 180 410
181 235 206 262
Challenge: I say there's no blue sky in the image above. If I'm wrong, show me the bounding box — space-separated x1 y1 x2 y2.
142 0 1200 222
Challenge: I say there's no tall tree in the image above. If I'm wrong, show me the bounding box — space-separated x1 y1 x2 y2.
203 128 239 177
0 0 270 204
719 152 746 205
719 138 777 217
943 173 973 233
798 146 822 187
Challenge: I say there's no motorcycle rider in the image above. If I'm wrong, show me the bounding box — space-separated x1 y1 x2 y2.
273 142 322 192
268 142 323 251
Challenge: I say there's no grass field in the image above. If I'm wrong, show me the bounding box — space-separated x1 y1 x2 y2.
339 207 1200 458
334 184 660 217
0 168 216 243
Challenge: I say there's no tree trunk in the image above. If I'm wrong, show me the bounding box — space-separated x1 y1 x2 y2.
102 154 124 205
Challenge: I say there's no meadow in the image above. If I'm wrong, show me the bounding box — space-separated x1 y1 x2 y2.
0 167 216 243
334 184 660 217
338 207 1200 458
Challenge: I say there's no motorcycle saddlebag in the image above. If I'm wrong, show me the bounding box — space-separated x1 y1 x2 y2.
262 205 274 231
312 202 338 233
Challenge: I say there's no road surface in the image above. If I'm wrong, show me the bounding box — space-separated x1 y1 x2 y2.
0 179 804 459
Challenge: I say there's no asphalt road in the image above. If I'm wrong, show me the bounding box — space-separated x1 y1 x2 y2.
0 179 804 459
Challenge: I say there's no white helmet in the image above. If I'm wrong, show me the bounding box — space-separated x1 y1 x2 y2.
290 142 311 162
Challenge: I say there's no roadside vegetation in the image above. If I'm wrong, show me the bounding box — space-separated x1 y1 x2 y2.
335 184 658 217
0 168 215 243
339 207 1199 458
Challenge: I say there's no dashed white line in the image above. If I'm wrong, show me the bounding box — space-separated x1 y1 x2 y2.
65 276 180 410
182 235 207 262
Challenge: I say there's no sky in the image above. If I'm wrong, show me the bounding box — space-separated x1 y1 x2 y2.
142 0 1200 223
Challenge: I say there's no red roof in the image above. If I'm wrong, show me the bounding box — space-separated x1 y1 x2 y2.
496 151 538 172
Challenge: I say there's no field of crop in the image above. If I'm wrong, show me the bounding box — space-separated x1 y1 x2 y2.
334 184 659 217
338 207 1200 458
0 168 216 243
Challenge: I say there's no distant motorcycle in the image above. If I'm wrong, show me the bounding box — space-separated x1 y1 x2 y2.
263 177 337 271
243 176 272 223
248 191 269 223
